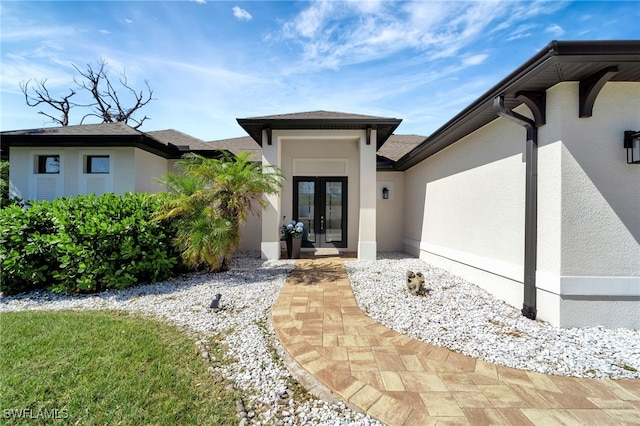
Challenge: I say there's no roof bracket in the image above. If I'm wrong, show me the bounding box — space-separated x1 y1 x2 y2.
579 66 618 117
265 126 272 145
515 91 546 126
366 126 372 145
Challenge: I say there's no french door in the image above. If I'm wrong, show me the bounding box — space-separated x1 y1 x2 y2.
293 177 347 248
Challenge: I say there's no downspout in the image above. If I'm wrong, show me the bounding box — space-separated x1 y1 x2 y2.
493 96 538 320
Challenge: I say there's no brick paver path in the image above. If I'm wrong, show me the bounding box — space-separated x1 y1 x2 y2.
271 258 640 425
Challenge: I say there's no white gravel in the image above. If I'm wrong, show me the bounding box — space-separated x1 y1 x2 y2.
345 253 640 380
2 252 638 425
0 252 379 426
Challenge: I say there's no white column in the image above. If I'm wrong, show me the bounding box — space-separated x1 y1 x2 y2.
261 131 282 260
358 129 377 260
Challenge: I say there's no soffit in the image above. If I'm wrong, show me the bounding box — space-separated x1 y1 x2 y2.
1 123 224 159
394 40 640 170
236 110 402 150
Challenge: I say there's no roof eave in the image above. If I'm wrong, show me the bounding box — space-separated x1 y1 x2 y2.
393 40 640 171
236 117 402 150
1 133 188 159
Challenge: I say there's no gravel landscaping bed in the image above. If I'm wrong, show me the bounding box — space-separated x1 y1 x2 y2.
346 253 640 380
2 252 638 425
0 252 379 425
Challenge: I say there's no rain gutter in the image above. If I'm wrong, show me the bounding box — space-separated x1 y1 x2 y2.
493 96 538 320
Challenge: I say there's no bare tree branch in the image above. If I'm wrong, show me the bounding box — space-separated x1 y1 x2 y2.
73 59 154 129
21 59 154 129
19 79 76 126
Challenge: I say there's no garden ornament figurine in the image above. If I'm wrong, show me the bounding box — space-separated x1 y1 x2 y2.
209 293 222 310
406 271 430 296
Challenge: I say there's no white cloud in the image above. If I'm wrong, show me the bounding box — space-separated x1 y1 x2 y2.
232 6 252 21
545 24 565 36
347 0 383 15
1 26 76 41
505 23 536 41
193 0 206 4
99 29 111 35
462 54 488 66
124 18 133 25
279 0 515 70
0 61 75 92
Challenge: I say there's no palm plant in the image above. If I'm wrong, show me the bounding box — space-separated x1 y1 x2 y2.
155 152 283 272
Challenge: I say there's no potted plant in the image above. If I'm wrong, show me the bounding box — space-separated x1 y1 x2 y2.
281 219 304 259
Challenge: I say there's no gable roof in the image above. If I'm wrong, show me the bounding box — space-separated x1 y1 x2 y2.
394 40 640 170
206 136 262 162
205 133 426 167
1 121 140 137
146 129 215 152
377 134 426 162
237 110 402 150
1 122 222 160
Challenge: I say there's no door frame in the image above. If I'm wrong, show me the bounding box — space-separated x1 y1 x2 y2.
292 176 348 248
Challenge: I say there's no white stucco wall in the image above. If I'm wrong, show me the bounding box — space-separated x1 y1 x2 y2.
8 146 145 200
377 171 405 252
536 82 640 328
404 81 640 328
7 148 30 199
403 113 529 310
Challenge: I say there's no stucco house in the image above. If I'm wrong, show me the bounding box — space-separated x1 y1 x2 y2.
1 122 224 200
224 40 640 329
2 40 638 328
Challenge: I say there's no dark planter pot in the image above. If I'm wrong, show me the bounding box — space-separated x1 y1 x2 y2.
285 235 302 259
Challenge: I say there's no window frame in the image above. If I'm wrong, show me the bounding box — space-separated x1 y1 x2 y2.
36 155 61 174
85 155 110 174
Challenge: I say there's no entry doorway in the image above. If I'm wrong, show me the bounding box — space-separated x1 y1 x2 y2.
293 177 347 248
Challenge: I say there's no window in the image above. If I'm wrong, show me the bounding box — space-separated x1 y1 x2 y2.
37 155 60 174
86 155 110 174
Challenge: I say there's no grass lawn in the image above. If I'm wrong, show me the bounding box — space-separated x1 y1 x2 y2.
0 310 238 425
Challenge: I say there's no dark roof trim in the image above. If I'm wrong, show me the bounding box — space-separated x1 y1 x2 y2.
394 40 640 170
1 134 186 159
236 112 402 150
1 126 225 160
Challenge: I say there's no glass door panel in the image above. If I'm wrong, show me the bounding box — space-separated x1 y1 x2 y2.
296 180 315 243
324 181 343 243
293 177 347 248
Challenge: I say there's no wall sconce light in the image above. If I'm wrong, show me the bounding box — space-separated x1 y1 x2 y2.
382 187 389 199
624 130 640 164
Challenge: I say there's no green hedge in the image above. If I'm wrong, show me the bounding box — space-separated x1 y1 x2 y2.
0 193 179 295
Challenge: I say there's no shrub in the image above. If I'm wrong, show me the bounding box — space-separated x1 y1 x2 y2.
0 160 8 200
155 152 283 272
0 161 23 208
0 193 179 295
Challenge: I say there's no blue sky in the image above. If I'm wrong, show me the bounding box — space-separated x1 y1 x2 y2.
1 1 639 141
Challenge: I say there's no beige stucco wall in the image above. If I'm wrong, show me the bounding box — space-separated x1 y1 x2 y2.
377 171 405 252
239 213 262 251
133 148 169 194
280 130 362 253
260 128 375 259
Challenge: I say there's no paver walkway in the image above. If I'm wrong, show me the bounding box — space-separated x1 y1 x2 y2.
271 257 640 425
